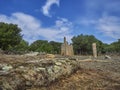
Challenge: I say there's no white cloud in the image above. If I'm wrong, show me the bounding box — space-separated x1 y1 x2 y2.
54 17 73 42
77 15 120 40
0 12 73 43
42 0 60 17
85 0 120 14
96 16 120 39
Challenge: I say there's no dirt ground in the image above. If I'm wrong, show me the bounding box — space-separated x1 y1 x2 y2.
38 69 120 90
28 56 120 90
0 54 120 90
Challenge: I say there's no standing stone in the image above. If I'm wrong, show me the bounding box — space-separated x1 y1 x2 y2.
92 43 97 58
64 37 67 55
61 37 74 56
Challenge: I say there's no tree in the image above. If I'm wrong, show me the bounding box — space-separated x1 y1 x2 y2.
107 39 120 54
72 34 104 55
29 40 62 54
29 40 53 53
49 41 62 54
0 22 22 50
29 40 48 51
13 40 29 52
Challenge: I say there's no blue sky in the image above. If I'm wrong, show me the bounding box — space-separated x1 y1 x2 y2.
0 0 120 44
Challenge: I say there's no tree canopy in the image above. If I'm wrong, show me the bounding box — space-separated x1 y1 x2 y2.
72 34 104 55
29 40 61 54
104 39 120 54
0 22 22 50
49 41 62 54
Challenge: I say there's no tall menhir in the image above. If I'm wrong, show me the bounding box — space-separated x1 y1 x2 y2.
92 43 97 58
61 37 74 56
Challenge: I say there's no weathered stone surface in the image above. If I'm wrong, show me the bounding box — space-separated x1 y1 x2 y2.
105 55 111 59
92 43 97 58
46 54 55 58
61 37 74 56
2 65 13 71
0 55 81 90
0 64 13 76
55 62 62 65
25 52 39 56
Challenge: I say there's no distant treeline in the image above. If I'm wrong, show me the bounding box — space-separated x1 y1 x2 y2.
0 22 120 55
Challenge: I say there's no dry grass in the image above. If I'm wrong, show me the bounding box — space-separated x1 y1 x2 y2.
28 68 120 90
0 54 120 90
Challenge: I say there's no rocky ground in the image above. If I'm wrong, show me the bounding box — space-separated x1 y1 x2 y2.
0 54 120 90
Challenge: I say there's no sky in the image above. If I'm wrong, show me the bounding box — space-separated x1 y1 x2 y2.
0 0 120 44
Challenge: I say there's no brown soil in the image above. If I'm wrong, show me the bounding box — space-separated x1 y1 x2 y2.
28 68 120 90
28 58 120 90
0 54 120 90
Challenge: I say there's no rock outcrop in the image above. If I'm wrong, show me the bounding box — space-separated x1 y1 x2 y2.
0 56 81 90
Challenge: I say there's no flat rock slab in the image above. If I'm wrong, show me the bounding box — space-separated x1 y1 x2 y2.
0 55 80 90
